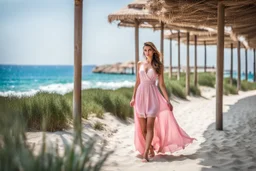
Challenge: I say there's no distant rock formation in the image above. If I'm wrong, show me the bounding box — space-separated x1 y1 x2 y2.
92 61 135 74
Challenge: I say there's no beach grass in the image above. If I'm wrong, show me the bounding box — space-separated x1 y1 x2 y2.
1 72 256 131
0 111 112 171
93 121 105 131
0 92 72 132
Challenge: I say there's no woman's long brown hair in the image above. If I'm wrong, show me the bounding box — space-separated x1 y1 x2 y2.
143 42 163 75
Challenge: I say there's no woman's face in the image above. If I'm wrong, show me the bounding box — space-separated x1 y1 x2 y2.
143 46 154 58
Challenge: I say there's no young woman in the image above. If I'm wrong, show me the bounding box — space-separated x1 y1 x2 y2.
130 42 195 162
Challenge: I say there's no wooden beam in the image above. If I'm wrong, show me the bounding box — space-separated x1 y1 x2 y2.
237 41 241 91
194 35 198 87
186 32 190 96
73 0 83 144
169 38 172 78
135 19 139 75
245 49 248 81
254 48 256 82
216 2 224 131
178 31 181 80
230 43 233 85
160 21 164 64
204 41 207 72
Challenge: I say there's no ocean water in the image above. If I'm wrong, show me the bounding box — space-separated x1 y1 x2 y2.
0 65 136 97
0 65 254 97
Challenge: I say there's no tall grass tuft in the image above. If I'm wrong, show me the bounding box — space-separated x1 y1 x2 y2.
0 111 113 171
223 83 238 95
198 73 215 87
0 92 72 131
241 80 256 91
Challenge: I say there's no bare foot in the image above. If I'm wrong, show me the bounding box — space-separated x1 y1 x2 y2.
149 146 155 158
142 151 149 162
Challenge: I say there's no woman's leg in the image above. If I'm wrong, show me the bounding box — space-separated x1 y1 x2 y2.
138 118 147 141
143 117 156 161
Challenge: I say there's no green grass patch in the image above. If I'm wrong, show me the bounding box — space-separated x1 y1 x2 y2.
93 121 105 131
0 111 112 171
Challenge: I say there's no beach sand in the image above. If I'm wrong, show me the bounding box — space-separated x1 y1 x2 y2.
26 87 256 171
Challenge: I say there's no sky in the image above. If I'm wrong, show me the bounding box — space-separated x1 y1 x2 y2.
0 0 254 72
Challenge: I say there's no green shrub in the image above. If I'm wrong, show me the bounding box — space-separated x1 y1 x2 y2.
223 84 238 95
0 111 112 171
93 121 105 131
198 73 215 87
190 85 201 96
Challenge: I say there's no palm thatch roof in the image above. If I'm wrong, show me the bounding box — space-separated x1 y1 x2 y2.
108 0 218 34
146 0 256 49
164 31 243 48
108 0 159 26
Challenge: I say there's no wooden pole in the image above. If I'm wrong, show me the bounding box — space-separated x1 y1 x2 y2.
73 0 83 144
204 41 207 72
169 38 172 78
216 2 224 131
237 41 241 91
160 21 164 65
178 31 181 80
245 49 248 81
186 32 190 96
135 19 139 75
194 35 197 86
254 48 256 82
230 43 233 85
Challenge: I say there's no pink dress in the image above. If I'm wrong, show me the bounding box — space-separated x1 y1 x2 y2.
134 62 195 155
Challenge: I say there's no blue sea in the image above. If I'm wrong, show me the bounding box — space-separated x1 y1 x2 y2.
0 65 254 97
0 65 136 97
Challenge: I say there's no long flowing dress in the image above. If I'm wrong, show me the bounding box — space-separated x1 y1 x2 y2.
134 62 195 155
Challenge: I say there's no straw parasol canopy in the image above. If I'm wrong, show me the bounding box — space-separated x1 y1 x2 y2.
164 31 244 48
108 0 219 34
108 0 160 27
146 0 256 49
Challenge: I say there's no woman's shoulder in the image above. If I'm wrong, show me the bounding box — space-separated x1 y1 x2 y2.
137 61 145 66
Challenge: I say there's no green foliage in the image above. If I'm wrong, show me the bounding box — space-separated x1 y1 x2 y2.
198 73 215 87
0 92 71 131
93 121 105 131
241 80 256 91
190 84 201 96
0 111 112 171
223 84 238 95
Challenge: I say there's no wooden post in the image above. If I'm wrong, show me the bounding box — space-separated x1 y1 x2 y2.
135 19 139 75
245 49 248 81
204 41 207 72
160 22 164 65
169 38 172 78
194 35 197 86
216 2 224 131
73 0 83 144
237 41 241 91
186 32 190 96
254 48 256 82
177 31 181 80
230 43 233 85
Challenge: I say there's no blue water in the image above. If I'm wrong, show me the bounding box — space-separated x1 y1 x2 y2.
0 65 254 96
0 65 136 96
224 71 254 82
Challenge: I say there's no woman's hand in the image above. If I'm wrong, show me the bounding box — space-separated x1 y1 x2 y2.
130 98 135 107
167 101 173 111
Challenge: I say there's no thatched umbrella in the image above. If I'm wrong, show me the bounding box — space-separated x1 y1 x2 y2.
146 0 256 130
108 1 165 74
108 0 216 75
